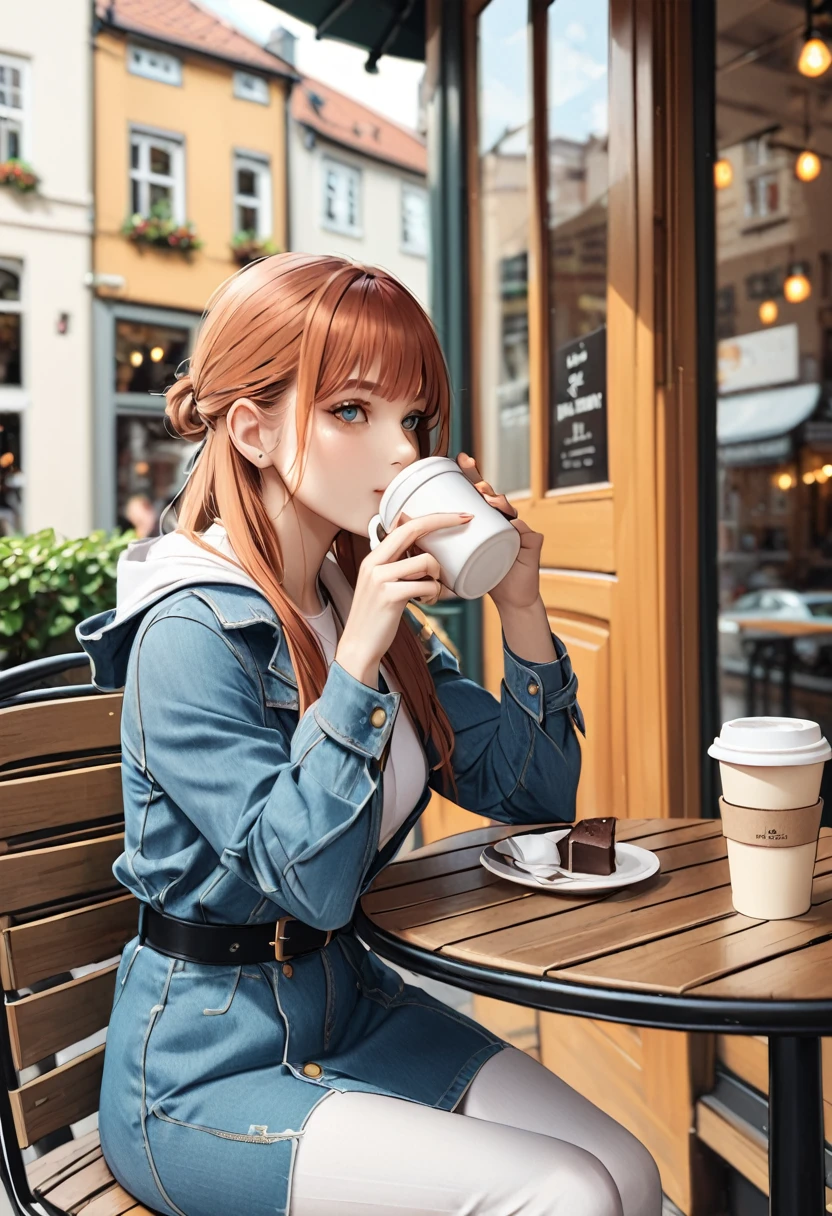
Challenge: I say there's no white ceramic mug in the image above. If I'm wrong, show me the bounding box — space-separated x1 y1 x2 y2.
367 456 521 600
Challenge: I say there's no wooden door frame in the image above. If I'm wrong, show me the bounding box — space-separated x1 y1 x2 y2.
467 0 703 821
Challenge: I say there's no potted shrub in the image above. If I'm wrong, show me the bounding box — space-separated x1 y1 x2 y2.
0 528 132 668
231 231 279 266
0 158 40 194
122 199 203 253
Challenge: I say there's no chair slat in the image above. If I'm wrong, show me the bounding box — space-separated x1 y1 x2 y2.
1 893 137 990
0 833 124 915
0 763 122 839
81 1183 154 1215
8 963 117 1069
0 696 122 769
25 1128 102 1190
46 1153 119 1213
10 1043 104 1147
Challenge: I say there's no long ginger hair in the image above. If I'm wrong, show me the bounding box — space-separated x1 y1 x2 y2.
165 253 457 795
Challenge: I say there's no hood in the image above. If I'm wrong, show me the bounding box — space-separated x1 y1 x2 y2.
76 523 270 690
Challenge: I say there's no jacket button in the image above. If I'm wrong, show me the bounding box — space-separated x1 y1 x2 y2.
527 681 540 696
282 963 293 978
370 707 387 728
302 1062 323 1078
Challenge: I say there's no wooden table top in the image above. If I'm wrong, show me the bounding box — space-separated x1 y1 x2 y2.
360 818 832 1011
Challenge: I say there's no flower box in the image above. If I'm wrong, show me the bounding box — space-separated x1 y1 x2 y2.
0 159 39 194
231 231 279 266
122 202 203 253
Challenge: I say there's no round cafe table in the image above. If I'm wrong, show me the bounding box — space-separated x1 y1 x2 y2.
356 817 832 1216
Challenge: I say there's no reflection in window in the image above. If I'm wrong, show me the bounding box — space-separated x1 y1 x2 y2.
547 0 609 490
115 321 189 395
477 0 530 495
116 415 190 534
715 0 832 817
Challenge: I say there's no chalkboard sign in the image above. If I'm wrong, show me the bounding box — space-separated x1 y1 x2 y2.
550 326 608 489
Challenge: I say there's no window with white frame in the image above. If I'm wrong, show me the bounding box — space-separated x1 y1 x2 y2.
127 43 182 86
0 54 26 162
233 71 269 105
233 153 272 237
322 158 362 236
130 128 185 221
401 184 428 256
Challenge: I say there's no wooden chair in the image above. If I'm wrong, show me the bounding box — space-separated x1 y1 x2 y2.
0 655 157 1216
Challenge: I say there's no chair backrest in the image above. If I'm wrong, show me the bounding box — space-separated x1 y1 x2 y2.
0 665 137 1210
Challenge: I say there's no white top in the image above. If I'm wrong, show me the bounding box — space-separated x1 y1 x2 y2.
302 593 429 849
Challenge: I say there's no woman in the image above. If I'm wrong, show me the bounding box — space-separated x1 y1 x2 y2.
78 253 662 1216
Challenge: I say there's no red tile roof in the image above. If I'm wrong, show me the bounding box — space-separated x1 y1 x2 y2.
96 0 297 79
292 76 426 176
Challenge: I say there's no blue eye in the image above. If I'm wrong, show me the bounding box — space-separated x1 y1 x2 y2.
332 403 367 424
403 415 422 431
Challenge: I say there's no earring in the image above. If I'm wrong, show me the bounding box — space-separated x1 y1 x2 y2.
258 452 263 460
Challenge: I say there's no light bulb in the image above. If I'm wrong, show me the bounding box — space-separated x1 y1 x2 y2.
759 299 779 325
823 465 832 477
129 350 143 367
714 158 733 189
815 468 829 484
776 472 794 491
784 264 812 303
803 471 816 485
149 346 165 362
798 36 832 78
795 150 822 182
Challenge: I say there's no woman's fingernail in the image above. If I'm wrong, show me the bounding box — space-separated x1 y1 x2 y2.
459 513 474 520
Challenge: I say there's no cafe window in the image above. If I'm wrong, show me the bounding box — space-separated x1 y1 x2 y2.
0 411 22 537
0 260 22 389
116 415 190 534
476 0 531 495
233 152 272 238
546 0 610 490
115 320 189 395
130 128 185 221
713 0 832 814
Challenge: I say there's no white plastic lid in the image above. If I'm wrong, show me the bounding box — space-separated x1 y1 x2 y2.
707 717 832 767
380 456 460 526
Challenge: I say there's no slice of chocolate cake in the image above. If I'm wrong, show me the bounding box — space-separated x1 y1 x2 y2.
560 817 617 875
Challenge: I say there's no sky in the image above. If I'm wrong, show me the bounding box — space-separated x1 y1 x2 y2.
478 0 608 154
197 0 425 130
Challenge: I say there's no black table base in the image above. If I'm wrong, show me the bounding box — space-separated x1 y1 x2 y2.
768 1036 825 1216
356 910 832 1216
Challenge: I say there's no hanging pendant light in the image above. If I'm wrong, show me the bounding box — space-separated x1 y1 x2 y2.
795 93 823 181
714 158 733 189
784 261 812 303
759 299 779 325
798 0 832 76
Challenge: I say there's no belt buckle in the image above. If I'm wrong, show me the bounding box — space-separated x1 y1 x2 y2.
269 916 333 962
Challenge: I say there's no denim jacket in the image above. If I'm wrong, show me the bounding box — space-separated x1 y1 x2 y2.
76 534 583 1216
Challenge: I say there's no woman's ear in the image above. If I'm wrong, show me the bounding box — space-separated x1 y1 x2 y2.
227 398 278 467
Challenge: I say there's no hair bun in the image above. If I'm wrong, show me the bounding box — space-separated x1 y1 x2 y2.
166 375 206 440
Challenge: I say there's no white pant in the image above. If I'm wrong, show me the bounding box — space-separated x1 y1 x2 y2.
290 1045 663 1216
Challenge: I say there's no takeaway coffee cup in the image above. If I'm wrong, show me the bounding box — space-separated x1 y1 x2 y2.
708 717 831 919
367 456 521 600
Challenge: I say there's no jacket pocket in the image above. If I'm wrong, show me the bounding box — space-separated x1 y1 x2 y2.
337 934 405 1007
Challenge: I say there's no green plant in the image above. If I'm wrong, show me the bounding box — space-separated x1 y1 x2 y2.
0 528 133 668
122 199 203 252
0 158 39 194
230 231 279 265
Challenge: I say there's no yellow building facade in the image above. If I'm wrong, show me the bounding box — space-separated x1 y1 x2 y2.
91 6 294 529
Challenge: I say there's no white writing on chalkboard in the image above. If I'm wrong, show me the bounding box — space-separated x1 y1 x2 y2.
556 392 604 423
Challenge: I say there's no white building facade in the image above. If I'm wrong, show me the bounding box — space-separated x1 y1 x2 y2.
289 77 429 306
0 0 93 538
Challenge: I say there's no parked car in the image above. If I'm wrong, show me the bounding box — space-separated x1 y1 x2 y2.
719 589 832 667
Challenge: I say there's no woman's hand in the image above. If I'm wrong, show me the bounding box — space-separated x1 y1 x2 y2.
335 512 472 687
456 452 543 612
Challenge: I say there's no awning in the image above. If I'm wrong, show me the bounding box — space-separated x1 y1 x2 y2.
264 2 425 70
717 382 821 446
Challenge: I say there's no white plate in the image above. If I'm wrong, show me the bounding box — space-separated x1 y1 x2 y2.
480 829 661 893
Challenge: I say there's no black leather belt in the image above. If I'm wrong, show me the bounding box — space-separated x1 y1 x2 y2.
138 904 335 966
